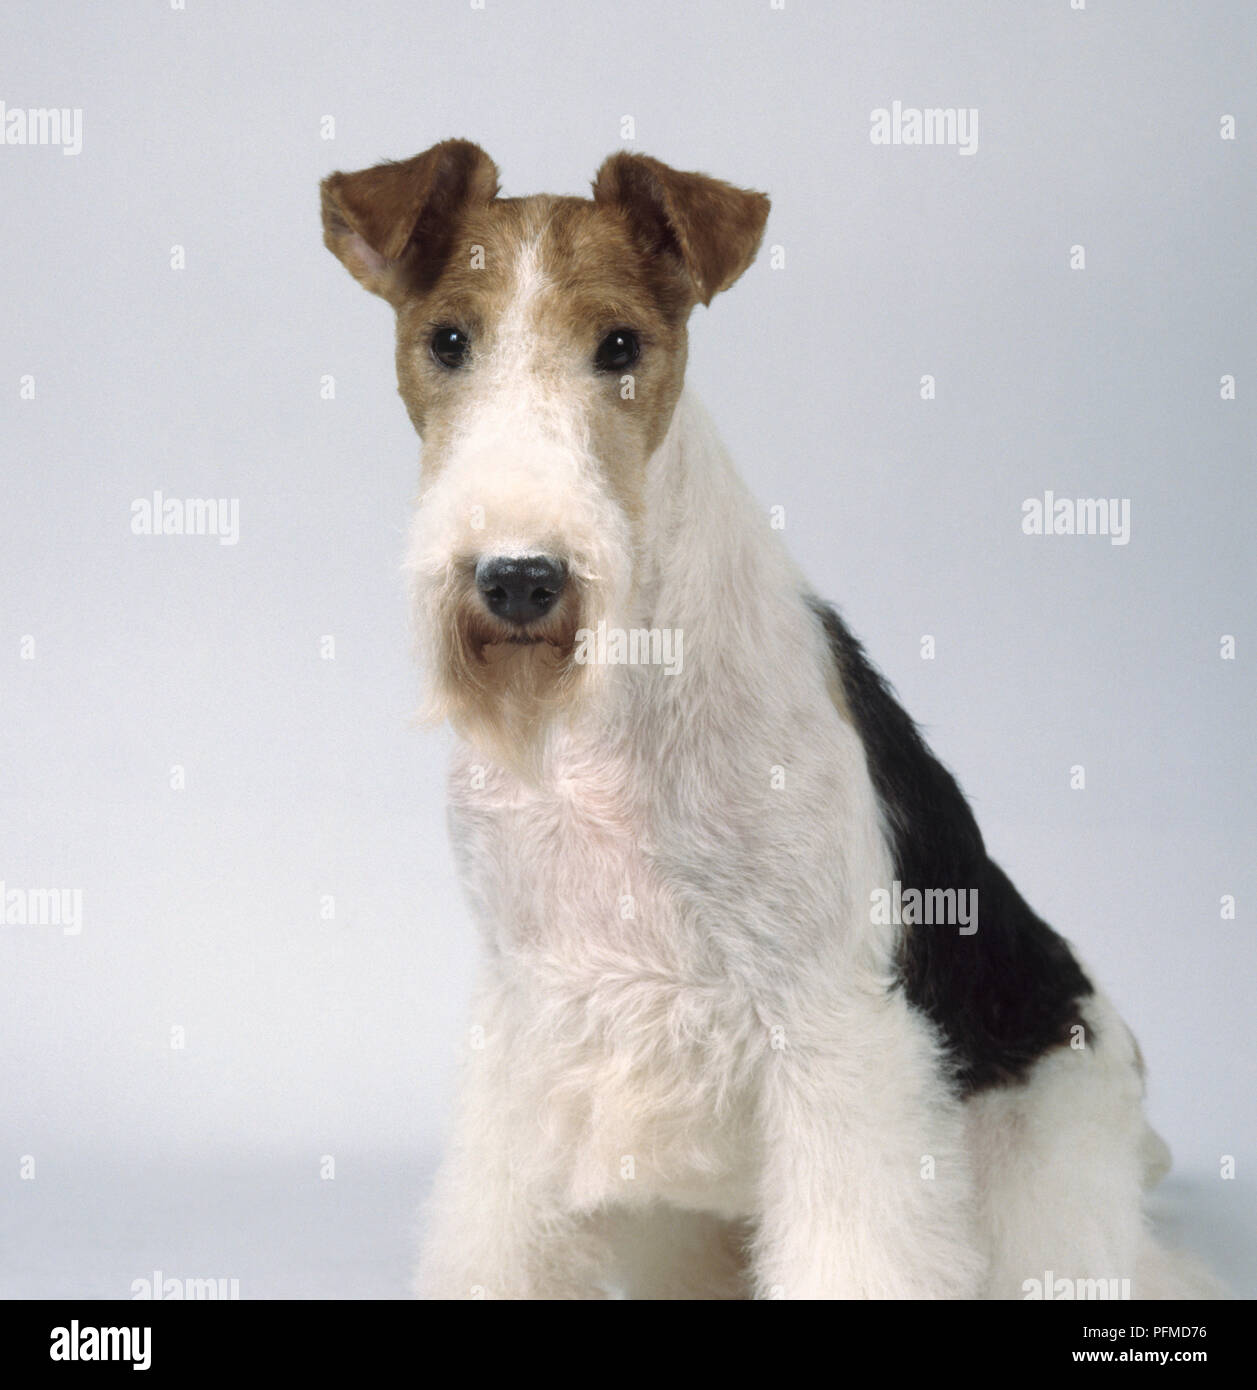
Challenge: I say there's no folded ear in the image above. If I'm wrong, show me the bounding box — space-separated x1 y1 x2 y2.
592 152 770 306
320 139 500 303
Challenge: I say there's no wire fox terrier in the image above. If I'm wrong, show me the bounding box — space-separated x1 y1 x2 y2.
321 140 1219 1300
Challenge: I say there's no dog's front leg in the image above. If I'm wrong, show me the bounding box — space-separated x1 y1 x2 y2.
414 1005 609 1300
750 992 985 1300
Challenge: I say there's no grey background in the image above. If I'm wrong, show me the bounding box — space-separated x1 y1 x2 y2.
1 0 1253 1298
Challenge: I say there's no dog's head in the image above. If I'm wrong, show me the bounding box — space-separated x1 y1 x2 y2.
321 140 768 767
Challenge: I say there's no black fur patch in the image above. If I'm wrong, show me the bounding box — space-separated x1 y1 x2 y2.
807 597 1094 1095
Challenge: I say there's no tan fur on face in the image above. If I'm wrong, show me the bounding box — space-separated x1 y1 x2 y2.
395 196 700 771
394 197 693 513
321 144 770 765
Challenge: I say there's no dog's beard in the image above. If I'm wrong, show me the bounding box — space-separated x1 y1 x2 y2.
416 562 608 778
404 427 636 777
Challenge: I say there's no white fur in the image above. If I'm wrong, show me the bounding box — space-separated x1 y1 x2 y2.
409 252 1219 1300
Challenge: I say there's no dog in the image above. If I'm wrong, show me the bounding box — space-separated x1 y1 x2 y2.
320 140 1220 1299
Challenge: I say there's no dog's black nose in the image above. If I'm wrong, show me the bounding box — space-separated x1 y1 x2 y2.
475 555 567 626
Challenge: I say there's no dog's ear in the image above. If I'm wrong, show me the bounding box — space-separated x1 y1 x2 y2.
321 139 500 303
592 152 770 306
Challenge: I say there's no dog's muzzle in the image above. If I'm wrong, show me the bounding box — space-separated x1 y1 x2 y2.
474 554 568 627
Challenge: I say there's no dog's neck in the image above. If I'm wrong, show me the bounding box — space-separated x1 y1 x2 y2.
555 388 833 759
635 387 813 674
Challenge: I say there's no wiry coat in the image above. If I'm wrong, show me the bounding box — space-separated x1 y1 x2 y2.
320 141 1222 1299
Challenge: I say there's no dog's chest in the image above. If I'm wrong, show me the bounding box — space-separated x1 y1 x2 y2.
449 742 670 952
448 745 760 1212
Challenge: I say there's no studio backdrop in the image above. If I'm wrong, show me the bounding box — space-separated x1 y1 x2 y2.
2 0 1253 1297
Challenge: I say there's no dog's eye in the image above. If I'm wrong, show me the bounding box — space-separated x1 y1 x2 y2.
594 329 640 373
430 327 470 369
